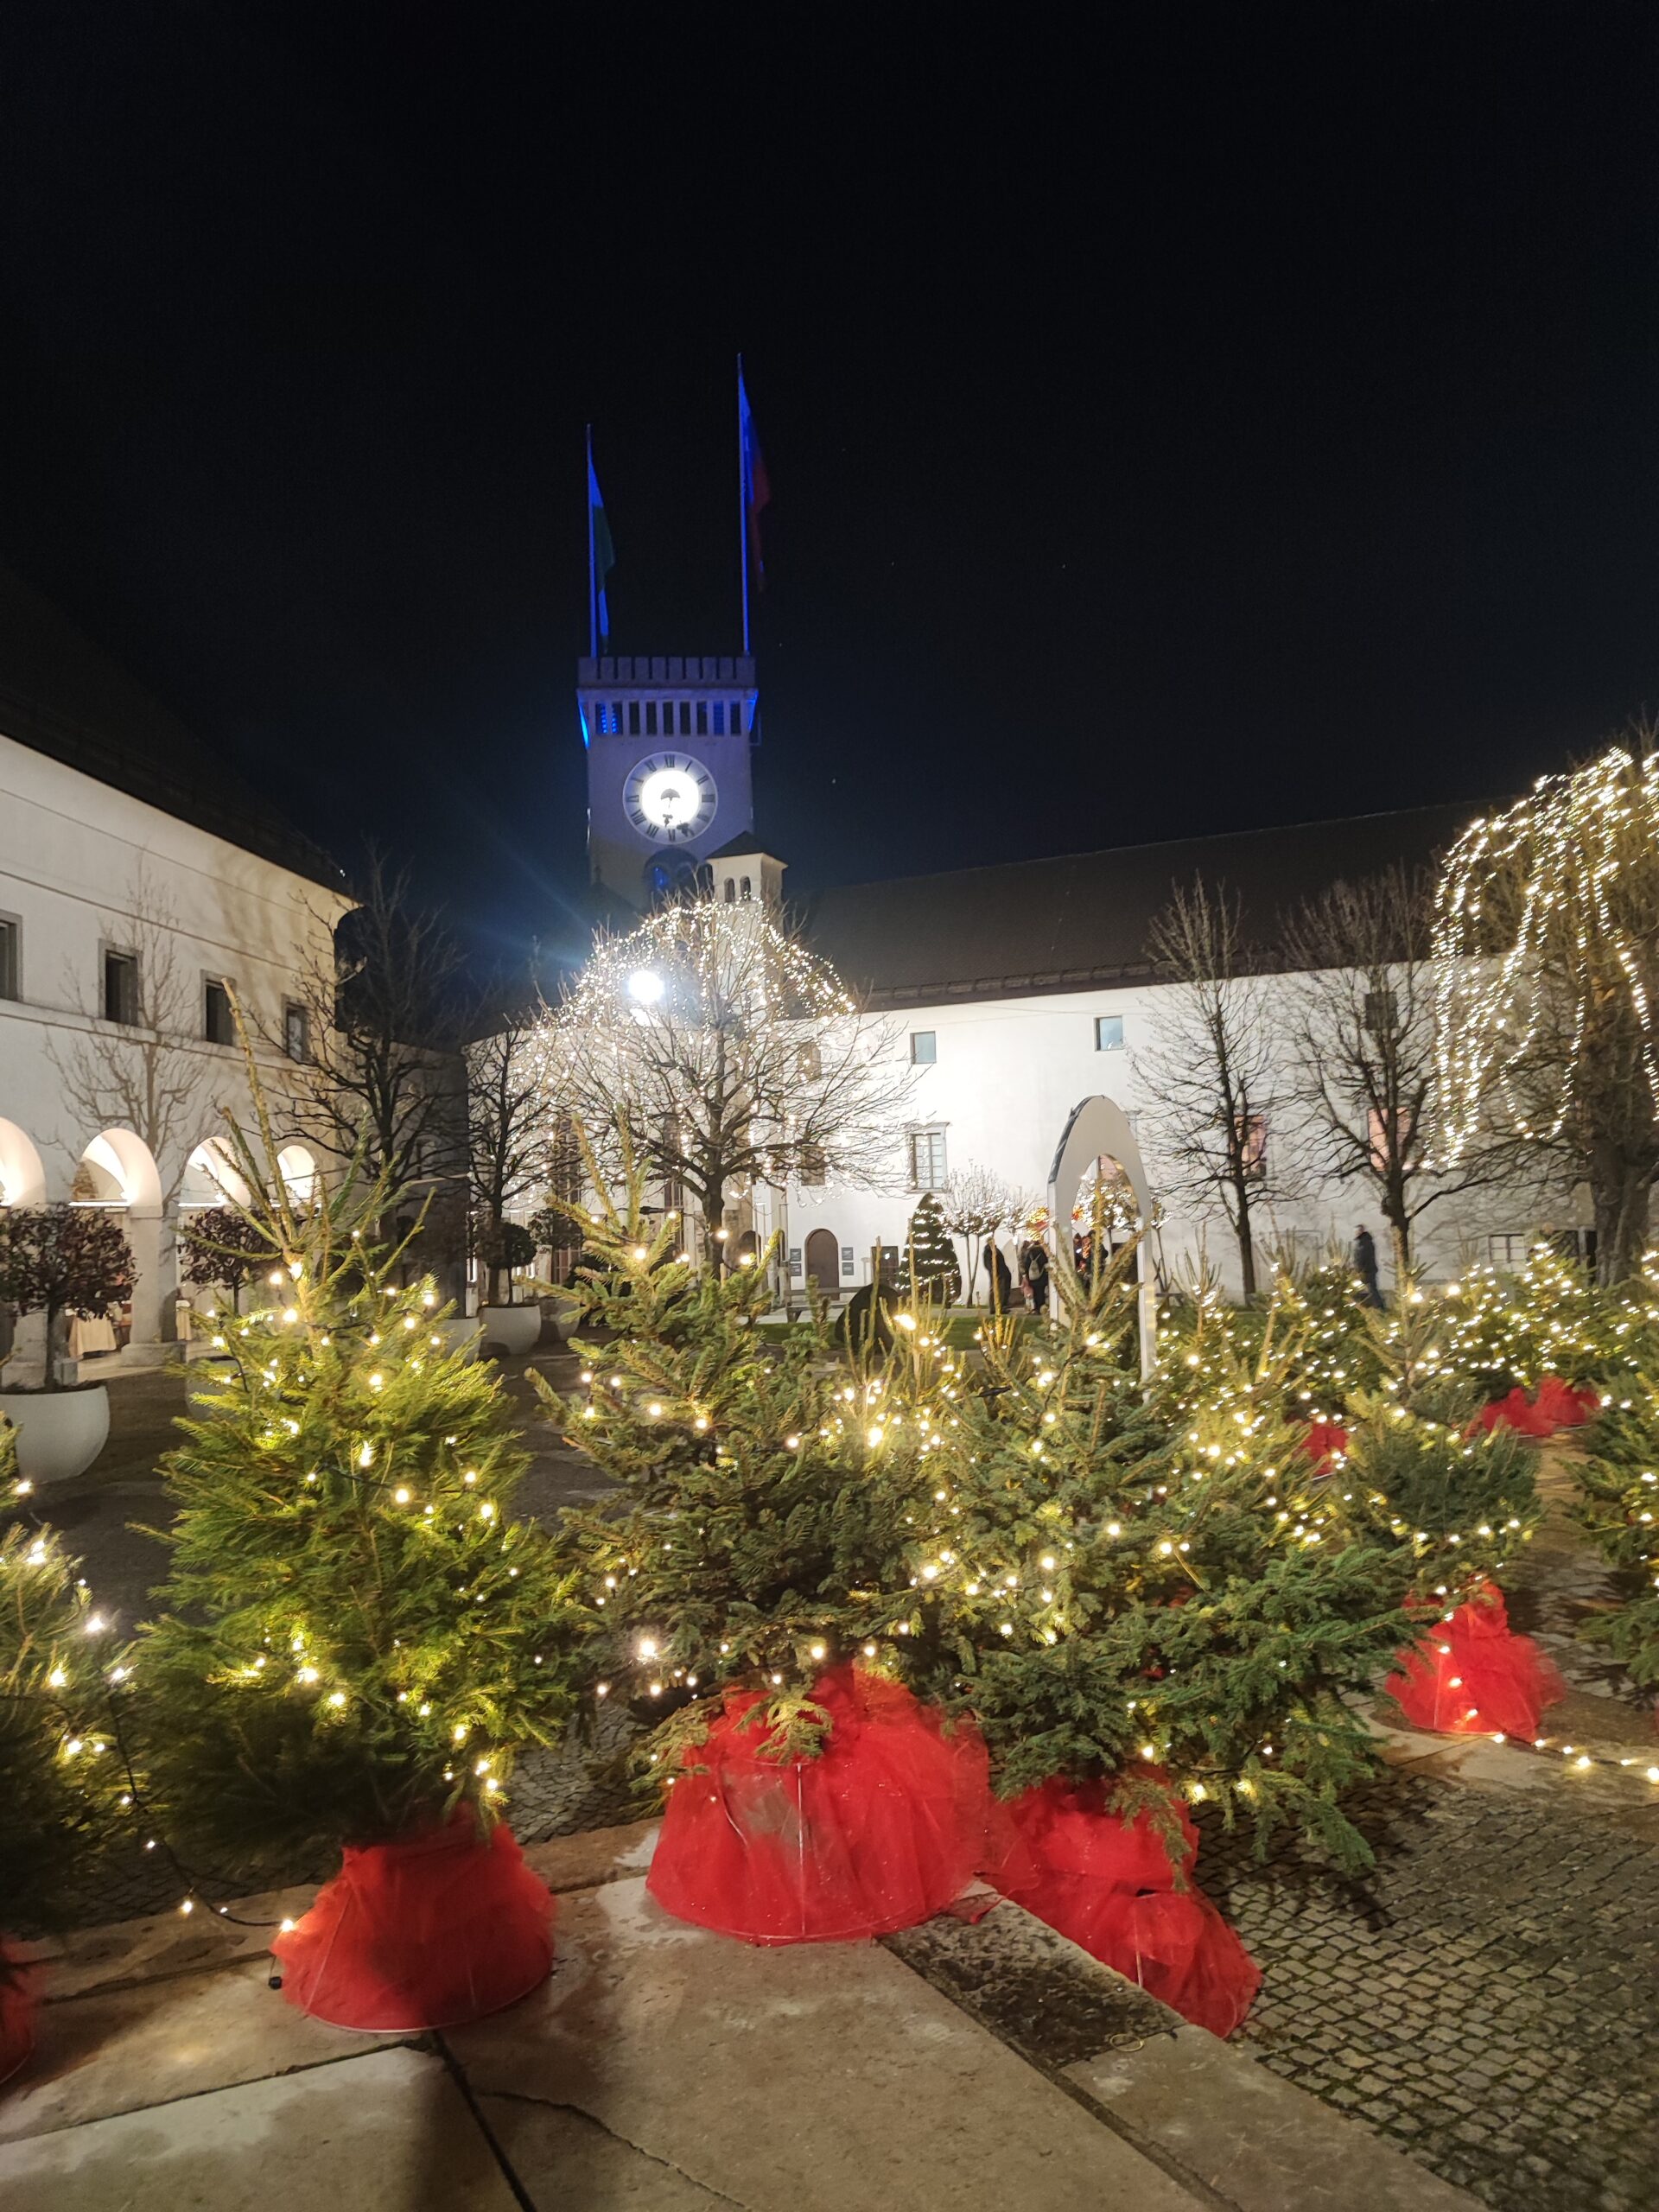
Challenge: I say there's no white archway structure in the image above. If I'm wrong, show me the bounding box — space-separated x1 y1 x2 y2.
276 1143 320 1209
181 1138 251 1212
1046 1094 1158 1376
0 1117 47 1206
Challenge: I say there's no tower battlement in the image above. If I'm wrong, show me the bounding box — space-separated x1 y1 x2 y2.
582 654 760 904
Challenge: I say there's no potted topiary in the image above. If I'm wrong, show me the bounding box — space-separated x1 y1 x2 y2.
0 1205 134 1485
475 1218 541 1354
526 1204 584 1342
137 1132 589 2031
0 1441 135 2082
180 1205 270 1319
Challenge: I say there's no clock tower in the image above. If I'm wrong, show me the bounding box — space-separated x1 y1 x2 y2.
580 653 759 906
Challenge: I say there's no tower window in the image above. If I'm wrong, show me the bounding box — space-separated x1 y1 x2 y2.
730 701 743 735
678 700 691 736
695 701 708 735
741 876 753 900
723 880 735 902
612 701 623 733
1095 1014 1124 1052
910 1031 937 1065
645 700 658 736
627 701 641 735
712 702 726 734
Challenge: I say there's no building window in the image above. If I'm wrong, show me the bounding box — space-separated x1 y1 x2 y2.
1488 1232 1528 1269
908 1128 948 1191
730 701 743 736
204 977 235 1046
712 701 726 734
645 700 658 736
284 1001 311 1063
0 913 18 1001
1363 988 1398 1035
798 1041 823 1080
910 1030 937 1065
799 1141 826 1186
1238 1114 1268 1180
695 701 708 735
103 949 140 1026
723 879 735 903
678 700 691 736
740 876 753 900
627 701 641 735
1095 1014 1124 1052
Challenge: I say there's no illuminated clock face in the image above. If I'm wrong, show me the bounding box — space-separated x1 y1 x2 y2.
623 753 718 844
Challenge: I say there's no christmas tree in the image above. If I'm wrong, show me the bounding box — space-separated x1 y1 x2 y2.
531 1182 935 1770
1 1452 134 1954
910 1249 1414 1869
905 1191 962 1304
137 1104 588 1881
1573 1382 1659 1691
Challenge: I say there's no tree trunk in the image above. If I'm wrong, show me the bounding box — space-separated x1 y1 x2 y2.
1235 1189 1257 1301
1593 1165 1653 1287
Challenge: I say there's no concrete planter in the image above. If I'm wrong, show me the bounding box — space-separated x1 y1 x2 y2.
0 1384 111 1487
432 1317 484 1363
478 1305 542 1355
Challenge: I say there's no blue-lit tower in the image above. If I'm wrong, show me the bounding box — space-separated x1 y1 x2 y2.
579 655 759 906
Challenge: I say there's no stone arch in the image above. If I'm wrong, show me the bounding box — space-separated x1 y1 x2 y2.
77 1128 162 1211
0 1117 47 1206
181 1137 251 1212
276 1143 321 1209
1046 1095 1157 1374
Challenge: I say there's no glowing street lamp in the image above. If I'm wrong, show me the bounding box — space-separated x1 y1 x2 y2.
626 968 665 1007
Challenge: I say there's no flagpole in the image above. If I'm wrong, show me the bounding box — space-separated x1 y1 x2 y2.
586 423 598 660
737 356 751 658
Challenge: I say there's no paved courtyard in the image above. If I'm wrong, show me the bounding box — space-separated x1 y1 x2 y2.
19 1356 1659 2211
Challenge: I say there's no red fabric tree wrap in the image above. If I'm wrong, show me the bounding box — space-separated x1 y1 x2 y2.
991 1777 1262 2038
0 1945 40 2088
1300 1420 1350 1472
1386 1581 1567 1738
647 1668 990 1945
1533 1376 1601 1430
271 1813 554 2030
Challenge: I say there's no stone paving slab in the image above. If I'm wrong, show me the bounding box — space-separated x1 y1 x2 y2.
1 1956 416 2143
0 2046 517 2212
443 1875 1207 2212
1071 2026 1479 2212
480 2094 734 2206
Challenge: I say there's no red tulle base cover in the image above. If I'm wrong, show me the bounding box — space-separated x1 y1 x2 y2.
1300 1420 1351 1472
1474 1379 1601 1437
1385 1581 1567 1738
991 1777 1262 2038
647 1667 989 1946
0 1943 40 2088
271 1812 555 2030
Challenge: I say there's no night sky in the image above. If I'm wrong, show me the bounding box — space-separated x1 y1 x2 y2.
0 5 1653 969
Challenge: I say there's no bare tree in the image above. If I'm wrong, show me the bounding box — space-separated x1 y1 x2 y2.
46 869 222 1216
465 1001 550 1305
283 850 467 1218
1135 877 1297 1300
542 896 916 1262
1434 741 1659 1284
941 1162 1018 1305
1281 866 1502 1280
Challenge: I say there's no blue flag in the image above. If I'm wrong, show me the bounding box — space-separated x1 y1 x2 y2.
588 450 615 647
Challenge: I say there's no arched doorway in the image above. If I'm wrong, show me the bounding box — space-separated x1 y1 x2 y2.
72 1128 163 1362
181 1138 251 1212
804 1227 840 1292
0 1116 46 1206
733 1229 761 1271
1046 1095 1157 1374
276 1144 321 1210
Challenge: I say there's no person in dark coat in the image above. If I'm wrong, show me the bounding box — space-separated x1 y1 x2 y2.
1353 1224 1384 1308
982 1241 1013 1310
1022 1243 1051 1317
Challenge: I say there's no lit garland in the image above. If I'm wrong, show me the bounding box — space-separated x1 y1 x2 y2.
1434 744 1659 1161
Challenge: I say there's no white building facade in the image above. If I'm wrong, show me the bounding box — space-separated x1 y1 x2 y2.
0 577 352 1373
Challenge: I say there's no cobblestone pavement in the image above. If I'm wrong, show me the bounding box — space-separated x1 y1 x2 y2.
1196 1770 1659 2212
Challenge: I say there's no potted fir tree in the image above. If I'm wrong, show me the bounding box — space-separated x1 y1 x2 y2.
526 1204 583 1342
475 1217 542 1354
0 1205 134 1485
138 1118 588 2031
0 1437 135 2082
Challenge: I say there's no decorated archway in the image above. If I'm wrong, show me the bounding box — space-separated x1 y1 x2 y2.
1046 1095 1157 1374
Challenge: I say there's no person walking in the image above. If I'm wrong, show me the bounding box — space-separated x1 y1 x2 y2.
1023 1242 1051 1318
1353 1223 1384 1308
982 1240 1013 1311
